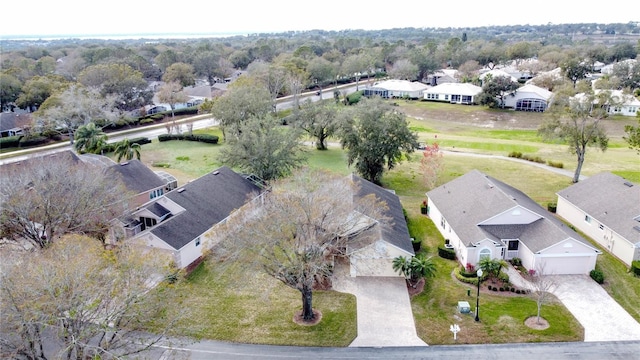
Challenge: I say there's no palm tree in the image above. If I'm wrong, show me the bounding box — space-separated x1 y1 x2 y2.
114 138 141 163
392 256 411 281
74 122 107 154
393 254 437 288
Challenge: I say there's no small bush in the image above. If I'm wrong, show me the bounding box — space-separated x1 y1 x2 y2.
497 272 510 283
19 136 48 147
547 160 564 168
139 118 156 125
491 286 498 291
129 137 152 145
547 202 557 213
631 261 640 277
176 156 190 161
590 269 605 284
499 287 504 292
0 135 22 148
437 245 456 260
511 257 522 267
508 151 522 158
516 289 521 294
510 287 515 292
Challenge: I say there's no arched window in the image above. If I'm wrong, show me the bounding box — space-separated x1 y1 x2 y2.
479 248 491 261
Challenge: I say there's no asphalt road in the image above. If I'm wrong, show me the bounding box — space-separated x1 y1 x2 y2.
145 338 640 359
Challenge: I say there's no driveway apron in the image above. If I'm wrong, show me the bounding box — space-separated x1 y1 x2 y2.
332 261 427 347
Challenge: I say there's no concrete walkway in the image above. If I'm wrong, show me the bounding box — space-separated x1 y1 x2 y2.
331 260 427 347
505 266 640 341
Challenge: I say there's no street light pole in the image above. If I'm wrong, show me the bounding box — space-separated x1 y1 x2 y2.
475 268 483 322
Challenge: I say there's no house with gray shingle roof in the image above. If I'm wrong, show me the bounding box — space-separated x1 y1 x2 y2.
556 172 640 266
427 170 600 275
347 174 415 277
106 160 175 208
125 166 263 269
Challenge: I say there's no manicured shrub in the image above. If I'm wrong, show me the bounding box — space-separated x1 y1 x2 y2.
510 287 515 292
508 151 522 158
547 202 557 213
19 136 48 147
497 272 510 283
139 118 156 125
454 266 480 285
438 245 456 260
491 286 498 291
590 269 605 284
511 257 522 267
516 289 521 294
547 160 564 168
499 287 504 292
0 135 22 148
631 261 640 277
129 136 151 145
158 134 218 144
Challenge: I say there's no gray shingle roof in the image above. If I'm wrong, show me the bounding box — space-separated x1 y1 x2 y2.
106 160 166 194
351 174 414 255
427 170 594 252
557 172 640 244
150 166 261 250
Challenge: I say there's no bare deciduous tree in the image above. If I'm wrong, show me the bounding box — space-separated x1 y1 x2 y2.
526 266 558 325
0 154 130 248
215 168 387 323
0 234 180 360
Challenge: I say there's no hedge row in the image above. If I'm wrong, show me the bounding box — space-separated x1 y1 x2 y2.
103 137 152 153
0 135 22 148
157 134 219 144
508 151 564 169
454 266 480 286
438 245 456 260
632 261 640 276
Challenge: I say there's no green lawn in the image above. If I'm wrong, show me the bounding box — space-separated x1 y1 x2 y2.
131 102 639 345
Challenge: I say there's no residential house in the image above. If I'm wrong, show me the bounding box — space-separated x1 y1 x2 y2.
0 111 31 138
425 69 458 86
479 69 518 85
105 159 177 208
556 172 640 266
427 170 600 275
363 79 429 99
120 166 263 269
346 174 415 277
602 90 640 117
424 83 482 104
501 84 554 112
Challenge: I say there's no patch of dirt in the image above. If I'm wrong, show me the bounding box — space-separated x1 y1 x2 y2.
408 278 425 297
525 316 550 330
293 309 322 326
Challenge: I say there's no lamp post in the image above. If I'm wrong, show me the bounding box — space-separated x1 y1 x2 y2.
355 72 361 91
475 268 483 322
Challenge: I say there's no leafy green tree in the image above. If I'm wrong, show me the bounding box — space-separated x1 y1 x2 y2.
478 75 520 108
295 100 339 150
0 72 22 110
539 92 610 183
340 97 419 184
561 59 591 88
210 76 272 139
74 122 107 154
114 137 142 163
193 50 221 86
77 63 152 111
15 74 68 111
162 62 195 88
624 118 640 154
218 115 307 182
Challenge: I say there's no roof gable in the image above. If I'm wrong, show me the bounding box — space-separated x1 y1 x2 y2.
479 205 543 226
425 83 482 96
106 160 166 194
557 172 640 242
149 166 261 250
351 174 414 255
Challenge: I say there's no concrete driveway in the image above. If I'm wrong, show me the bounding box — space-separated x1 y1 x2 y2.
550 275 640 342
506 267 640 341
331 260 427 347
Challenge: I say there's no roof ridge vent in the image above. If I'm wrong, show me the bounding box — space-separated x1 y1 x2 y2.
623 181 634 187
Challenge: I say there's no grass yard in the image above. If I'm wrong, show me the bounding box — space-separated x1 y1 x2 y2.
135 99 639 346
151 259 357 346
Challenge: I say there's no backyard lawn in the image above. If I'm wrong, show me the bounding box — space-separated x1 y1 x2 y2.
136 100 639 345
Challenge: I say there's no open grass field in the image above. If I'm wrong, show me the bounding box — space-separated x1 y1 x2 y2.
140 99 639 345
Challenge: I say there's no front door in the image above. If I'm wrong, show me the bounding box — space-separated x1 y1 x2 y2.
504 239 519 260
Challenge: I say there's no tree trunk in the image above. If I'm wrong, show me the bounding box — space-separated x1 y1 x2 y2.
301 286 315 321
573 150 585 183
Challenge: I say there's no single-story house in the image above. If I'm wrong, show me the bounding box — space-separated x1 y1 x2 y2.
0 111 31 138
602 90 640 117
346 174 415 277
501 84 554 112
425 69 458 86
479 69 518 85
424 83 482 104
556 172 640 266
120 166 264 269
363 79 429 99
427 170 601 275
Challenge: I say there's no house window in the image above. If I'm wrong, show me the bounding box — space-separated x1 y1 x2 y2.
451 95 461 103
444 94 449 100
584 215 591 224
440 216 447 230
195 237 201 247
462 95 472 104
599 223 604 231
150 188 165 200
479 248 491 261
508 240 519 251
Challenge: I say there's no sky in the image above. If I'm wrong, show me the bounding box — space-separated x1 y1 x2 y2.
2 1 637 39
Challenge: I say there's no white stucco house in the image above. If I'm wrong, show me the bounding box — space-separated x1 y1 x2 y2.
424 83 482 104
479 69 518 85
502 84 554 112
602 90 640 117
346 174 415 277
122 166 264 269
363 79 429 99
556 172 640 267
427 170 601 275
